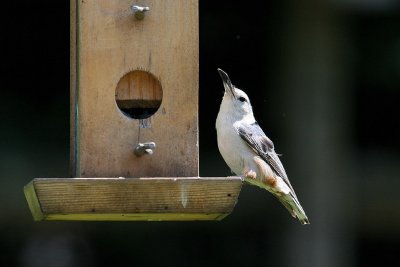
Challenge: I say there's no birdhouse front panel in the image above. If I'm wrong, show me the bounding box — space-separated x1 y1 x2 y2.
70 0 199 178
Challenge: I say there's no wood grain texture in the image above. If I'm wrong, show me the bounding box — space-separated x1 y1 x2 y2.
70 0 78 176
115 70 162 109
71 0 199 178
24 177 242 221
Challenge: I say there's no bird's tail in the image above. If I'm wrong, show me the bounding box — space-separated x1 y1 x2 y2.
276 192 310 225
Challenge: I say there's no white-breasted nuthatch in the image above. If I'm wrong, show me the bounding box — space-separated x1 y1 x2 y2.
216 68 309 225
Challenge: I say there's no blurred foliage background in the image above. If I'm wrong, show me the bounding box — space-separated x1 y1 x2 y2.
1 0 400 266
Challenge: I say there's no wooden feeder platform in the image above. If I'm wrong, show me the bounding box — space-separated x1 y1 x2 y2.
24 177 242 221
23 1 243 222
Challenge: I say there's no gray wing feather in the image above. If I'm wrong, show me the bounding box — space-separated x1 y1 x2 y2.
236 122 296 196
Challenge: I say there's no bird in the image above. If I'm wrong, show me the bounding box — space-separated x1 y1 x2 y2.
215 68 309 225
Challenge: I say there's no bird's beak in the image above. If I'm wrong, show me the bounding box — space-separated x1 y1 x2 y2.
218 68 236 98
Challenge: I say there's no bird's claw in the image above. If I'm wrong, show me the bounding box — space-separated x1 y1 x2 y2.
244 170 257 180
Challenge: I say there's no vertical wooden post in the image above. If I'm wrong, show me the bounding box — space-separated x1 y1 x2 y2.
71 0 199 178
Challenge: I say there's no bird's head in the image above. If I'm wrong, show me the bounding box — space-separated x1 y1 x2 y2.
218 68 253 119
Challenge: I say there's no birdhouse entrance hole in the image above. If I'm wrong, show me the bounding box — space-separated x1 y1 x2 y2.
115 70 162 119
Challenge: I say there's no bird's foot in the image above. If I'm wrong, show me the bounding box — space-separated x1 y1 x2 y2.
262 176 277 187
244 170 257 180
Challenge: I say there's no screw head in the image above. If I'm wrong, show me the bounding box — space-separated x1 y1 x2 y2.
131 5 150 20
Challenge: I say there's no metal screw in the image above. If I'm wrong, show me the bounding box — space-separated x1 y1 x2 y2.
131 5 150 20
134 142 156 156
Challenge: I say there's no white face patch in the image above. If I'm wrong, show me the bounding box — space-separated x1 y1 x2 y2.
233 88 253 115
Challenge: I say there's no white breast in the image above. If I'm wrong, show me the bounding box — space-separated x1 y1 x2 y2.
216 112 256 176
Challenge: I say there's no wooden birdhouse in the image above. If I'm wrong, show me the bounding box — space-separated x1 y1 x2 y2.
24 0 242 221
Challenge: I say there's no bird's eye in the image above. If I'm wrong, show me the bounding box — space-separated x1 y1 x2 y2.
238 96 246 102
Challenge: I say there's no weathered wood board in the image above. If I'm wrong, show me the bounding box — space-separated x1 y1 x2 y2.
71 0 199 177
24 177 243 221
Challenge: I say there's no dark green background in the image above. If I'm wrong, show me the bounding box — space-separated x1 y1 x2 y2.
1 1 400 266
